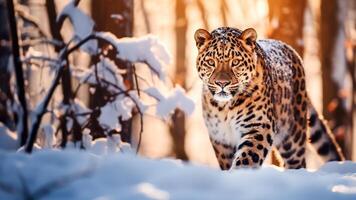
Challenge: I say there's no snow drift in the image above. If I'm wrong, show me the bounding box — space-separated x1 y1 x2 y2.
0 150 355 200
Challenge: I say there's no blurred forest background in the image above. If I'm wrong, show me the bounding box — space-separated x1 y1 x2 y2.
0 0 355 168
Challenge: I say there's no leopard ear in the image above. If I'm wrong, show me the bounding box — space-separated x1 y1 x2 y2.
239 28 257 52
194 29 211 50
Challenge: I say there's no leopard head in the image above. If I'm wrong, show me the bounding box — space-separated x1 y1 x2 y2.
194 27 258 102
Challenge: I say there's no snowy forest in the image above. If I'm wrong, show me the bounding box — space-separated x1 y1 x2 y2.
0 0 356 199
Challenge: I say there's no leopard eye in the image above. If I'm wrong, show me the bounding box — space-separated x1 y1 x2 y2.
231 59 240 66
207 59 215 66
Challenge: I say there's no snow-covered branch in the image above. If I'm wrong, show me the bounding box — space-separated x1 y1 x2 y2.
95 32 171 80
10 0 195 154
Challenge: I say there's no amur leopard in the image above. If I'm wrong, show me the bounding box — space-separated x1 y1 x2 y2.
194 27 344 170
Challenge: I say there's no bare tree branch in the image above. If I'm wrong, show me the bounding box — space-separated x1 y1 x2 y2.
23 29 162 152
25 34 96 153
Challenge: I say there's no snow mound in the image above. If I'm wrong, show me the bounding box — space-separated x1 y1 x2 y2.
0 124 17 151
318 161 356 175
0 150 355 200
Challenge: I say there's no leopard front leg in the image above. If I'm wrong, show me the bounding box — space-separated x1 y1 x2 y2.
231 123 274 169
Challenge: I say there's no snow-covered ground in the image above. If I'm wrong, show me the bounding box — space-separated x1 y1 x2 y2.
0 150 355 200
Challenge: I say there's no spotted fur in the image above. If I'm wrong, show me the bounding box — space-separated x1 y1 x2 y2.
194 27 344 170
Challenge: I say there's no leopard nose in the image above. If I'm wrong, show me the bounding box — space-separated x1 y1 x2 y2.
215 80 231 88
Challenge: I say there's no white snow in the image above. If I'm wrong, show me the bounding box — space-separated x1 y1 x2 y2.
155 86 195 118
57 0 94 38
96 32 171 81
82 129 93 150
57 0 97 54
37 124 56 149
54 98 91 131
98 96 136 132
23 47 59 68
111 14 124 21
144 87 165 101
73 57 126 92
0 150 355 200
80 129 132 155
0 123 17 151
71 98 92 125
74 52 192 137
145 85 195 118
127 91 149 113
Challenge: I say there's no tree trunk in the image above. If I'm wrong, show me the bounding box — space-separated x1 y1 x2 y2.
170 0 188 160
345 0 355 161
91 0 134 143
268 0 306 56
350 37 356 160
349 0 356 159
319 0 351 158
0 0 16 131
46 0 74 147
6 0 29 146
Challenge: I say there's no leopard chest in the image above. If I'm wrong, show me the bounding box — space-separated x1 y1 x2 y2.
202 100 242 147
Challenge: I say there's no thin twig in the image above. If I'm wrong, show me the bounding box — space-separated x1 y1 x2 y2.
136 112 144 154
134 73 151 86
133 65 141 96
133 65 143 153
